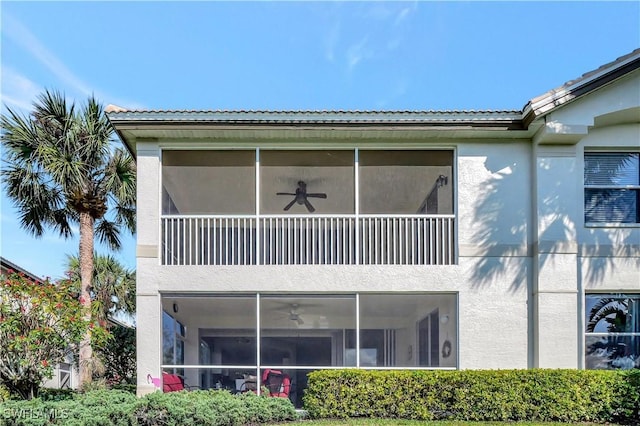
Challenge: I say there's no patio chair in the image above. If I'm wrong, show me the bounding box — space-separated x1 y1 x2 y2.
162 371 200 392
162 371 185 392
262 369 291 398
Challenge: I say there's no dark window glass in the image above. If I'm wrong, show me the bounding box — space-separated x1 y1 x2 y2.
584 153 639 224
585 294 640 370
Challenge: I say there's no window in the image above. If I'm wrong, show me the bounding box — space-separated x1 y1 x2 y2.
584 153 640 224
585 294 640 369
359 150 453 214
162 311 186 375
260 150 354 214
58 362 72 389
162 150 256 214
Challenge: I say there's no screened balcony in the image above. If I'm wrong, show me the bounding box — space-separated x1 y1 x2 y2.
162 293 458 407
161 149 455 265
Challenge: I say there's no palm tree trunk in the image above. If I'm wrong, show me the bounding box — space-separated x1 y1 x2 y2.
79 212 94 388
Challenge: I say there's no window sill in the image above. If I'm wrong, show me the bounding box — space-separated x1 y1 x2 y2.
585 222 640 228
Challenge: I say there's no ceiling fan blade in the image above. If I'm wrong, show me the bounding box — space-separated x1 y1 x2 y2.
304 199 316 213
306 193 327 198
283 198 297 211
277 192 296 196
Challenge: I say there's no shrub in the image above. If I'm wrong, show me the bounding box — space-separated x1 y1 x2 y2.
110 383 136 394
303 369 640 424
0 397 49 426
0 385 10 403
0 390 137 426
132 390 298 426
37 388 75 402
614 369 640 423
0 272 109 400
0 389 297 425
59 390 137 426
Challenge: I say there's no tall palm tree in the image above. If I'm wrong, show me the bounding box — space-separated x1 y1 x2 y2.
1 90 136 387
66 253 135 323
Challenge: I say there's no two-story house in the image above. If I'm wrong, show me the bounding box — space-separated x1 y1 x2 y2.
107 49 640 404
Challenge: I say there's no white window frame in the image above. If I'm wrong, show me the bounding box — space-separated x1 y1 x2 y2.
584 293 640 370
584 151 640 226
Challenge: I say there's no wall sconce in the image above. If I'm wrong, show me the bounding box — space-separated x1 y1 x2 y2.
436 175 448 188
440 314 449 324
173 302 179 313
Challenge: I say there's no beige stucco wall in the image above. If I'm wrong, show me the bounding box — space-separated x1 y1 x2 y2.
135 140 535 394
133 74 639 394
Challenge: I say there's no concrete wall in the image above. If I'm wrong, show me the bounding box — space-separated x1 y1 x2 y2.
135 141 534 395
136 143 163 395
134 73 640 394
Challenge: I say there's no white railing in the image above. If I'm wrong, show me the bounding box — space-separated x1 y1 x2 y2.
161 215 455 266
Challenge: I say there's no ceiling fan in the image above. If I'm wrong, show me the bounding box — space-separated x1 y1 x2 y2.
288 304 304 326
277 180 327 213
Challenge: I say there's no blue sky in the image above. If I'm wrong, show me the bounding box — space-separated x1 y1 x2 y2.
1 1 639 279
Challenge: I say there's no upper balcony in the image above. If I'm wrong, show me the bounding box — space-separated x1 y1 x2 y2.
161 149 455 266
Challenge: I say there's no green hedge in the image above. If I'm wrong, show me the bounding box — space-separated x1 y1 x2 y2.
0 389 298 426
303 369 640 424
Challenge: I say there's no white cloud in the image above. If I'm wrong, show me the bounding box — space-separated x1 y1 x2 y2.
324 21 341 63
2 13 92 96
346 36 372 71
394 5 416 27
364 4 394 21
1 66 43 112
320 2 418 73
1 13 145 110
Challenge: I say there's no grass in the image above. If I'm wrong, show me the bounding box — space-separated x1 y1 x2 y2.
294 422 615 425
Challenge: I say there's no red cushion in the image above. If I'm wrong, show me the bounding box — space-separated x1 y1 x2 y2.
262 369 291 398
162 372 184 392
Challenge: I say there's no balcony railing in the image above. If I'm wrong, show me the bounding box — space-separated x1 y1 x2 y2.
161 215 455 266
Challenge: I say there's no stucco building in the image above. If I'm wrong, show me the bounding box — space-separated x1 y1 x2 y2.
107 49 640 404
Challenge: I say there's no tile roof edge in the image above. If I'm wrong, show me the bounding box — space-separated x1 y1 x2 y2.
106 109 522 116
105 48 640 119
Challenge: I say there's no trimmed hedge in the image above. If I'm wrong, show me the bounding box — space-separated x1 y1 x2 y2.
132 390 297 425
303 369 640 424
0 389 298 426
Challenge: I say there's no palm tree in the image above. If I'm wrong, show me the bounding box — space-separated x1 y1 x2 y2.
586 297 630 365
1 90 136 387
66 253 135 323
586 297 628 333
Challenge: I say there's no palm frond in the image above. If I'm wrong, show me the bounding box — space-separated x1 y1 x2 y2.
95 218 122 251
33 90 74 132
101 148 136 203
77 96 111 166
2 89 135 242
51 207 77 238
1 162 74 237
587 298 628 332
0 108 44 160
66 252 136 319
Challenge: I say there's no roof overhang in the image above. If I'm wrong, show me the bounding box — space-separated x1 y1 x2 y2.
522 49 640 125
106 48 640 157
107 110 533 157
